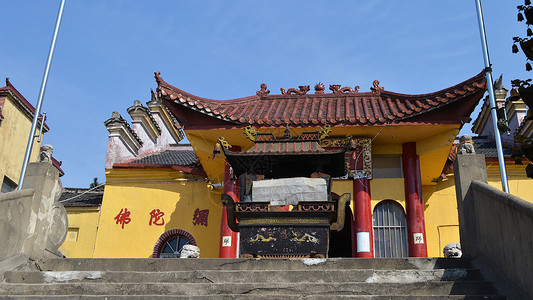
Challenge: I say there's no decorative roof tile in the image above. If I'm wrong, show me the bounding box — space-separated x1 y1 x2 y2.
155 71 487 128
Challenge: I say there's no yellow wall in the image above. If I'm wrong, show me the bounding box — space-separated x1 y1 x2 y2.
0 94 42 186
59 207 101 258
92 168 222 258
333 172 533 258
487 162 533 202
423 179 460 258
422 161 533 258
332 178 406 213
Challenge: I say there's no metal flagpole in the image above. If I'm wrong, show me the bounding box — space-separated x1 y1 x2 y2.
474 0 510 193
17 0 66 190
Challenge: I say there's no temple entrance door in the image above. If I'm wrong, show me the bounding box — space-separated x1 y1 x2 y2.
328 202 354 257
372 200 409 258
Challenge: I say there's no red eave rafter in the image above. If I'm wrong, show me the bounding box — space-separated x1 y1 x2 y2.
155 71 487 128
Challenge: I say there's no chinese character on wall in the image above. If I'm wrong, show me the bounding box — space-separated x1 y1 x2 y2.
114 208 131 229
192 208 209 227
149 209 165 226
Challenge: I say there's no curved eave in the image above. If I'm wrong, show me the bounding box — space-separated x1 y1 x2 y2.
156 71 486 128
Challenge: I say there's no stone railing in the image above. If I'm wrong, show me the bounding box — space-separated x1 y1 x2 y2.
0 162 68 266
0 189 35 260
454 154 533 299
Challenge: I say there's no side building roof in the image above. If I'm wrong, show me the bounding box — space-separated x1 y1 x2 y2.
59 187 103 207
113 145 206 177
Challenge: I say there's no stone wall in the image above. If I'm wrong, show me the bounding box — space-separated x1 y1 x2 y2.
454 154 533 299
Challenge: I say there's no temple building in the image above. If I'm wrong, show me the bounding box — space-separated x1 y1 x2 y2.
0 78 63 193
59 71 533 259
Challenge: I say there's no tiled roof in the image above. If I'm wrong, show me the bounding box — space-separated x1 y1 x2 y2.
113 148 207 177
440 137 519 178
155 71 486 127
59 187 103 207
223 142 346 178
131 149 198 166
0 78 49 131
242 140 325 155
473 140 514 158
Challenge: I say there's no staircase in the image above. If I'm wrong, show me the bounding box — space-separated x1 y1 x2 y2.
0 257 504 299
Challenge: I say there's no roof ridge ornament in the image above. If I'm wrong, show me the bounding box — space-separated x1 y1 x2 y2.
256 83 270 99
314 82 325 94
329 84 360 94
154 72 163 85
149 89 161 104
371 80 384 95
280 85 310 95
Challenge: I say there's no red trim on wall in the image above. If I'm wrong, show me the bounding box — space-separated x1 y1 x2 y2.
152 229 197 258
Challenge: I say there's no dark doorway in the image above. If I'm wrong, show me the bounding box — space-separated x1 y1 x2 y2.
328 197 354 258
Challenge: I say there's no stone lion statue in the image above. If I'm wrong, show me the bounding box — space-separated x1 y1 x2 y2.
457 135 475 155
38 144 54 163
443 242 462 258
180 245 200 258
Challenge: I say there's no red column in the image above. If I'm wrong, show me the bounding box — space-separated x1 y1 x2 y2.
350 149 374 258
402 142 428 257
219 153 240 258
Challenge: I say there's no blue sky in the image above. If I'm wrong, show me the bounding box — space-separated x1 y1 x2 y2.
1 1 529 187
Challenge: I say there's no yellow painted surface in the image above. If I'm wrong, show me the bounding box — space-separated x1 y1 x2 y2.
423 178 460 257
486 162 533 202
333 179 406 210
92 168 222 258
423 161 533 258
0 95 42 185
369 178 406 211
59 207 101 258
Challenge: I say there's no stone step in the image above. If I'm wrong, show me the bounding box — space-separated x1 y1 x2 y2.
32 258 473 272
3 268 485 284
0 295 507 300
0 282 500 296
